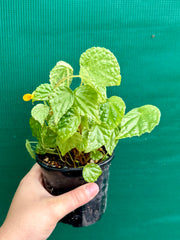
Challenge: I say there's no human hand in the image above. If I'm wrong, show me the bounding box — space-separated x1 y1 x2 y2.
0 164 99 240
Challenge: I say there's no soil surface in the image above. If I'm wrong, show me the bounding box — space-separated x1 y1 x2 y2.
38 147 107 169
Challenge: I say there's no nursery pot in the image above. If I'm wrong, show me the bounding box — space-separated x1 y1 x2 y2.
36 154 113 227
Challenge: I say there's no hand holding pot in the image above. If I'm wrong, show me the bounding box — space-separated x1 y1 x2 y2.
0 164 99 240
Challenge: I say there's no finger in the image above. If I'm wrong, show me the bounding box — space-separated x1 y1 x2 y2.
50 183 99 220
27 163 42 181
21 163 43 188
20 164 52 197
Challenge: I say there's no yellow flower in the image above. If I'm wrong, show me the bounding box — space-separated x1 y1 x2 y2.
23 93 34 101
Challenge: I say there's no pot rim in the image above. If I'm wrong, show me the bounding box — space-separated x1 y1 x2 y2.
36 153 114 172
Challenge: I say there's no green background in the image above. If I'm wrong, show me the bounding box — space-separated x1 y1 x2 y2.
1 0 180 239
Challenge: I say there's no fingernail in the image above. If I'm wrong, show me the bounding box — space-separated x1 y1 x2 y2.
85 183 99 198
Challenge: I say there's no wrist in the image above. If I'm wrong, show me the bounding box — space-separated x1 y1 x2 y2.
0 224 25 240
0 226 11 240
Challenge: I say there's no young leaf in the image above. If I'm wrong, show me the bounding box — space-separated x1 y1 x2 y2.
31 104 49 126
47 114 57 133
57 108 80 143
29 117 43 140
57 132 83 156
105 128 119 155
83 163 102 182
41 128 57 148
76 129 88 152
74 85 100 123
80 47 121 87
81 116 89 130
49 86 74 124
50 61 73 87
117 105 161 139
97 86 107 103
100 96 126 129
85 124 112 153
90 150 103 161
25 140 36 159
32 84 53 102
35 143 46 155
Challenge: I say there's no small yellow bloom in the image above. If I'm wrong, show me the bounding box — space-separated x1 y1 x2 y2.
23 93 33 101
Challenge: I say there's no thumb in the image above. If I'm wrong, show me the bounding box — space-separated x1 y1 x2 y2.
50 183 99 220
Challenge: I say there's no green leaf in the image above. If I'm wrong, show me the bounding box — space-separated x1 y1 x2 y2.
81 116 89 130
25 140 36 159
97 86 107 103
35 143 46 155
32 84 53 102
31 104 49 126
117 105 161 139
100 96 126 129
85 124 112 152
41 128 57 148
57 132 83 156
49 86 74 124
80 47 121 87
47 114 57 132
50 61 73 87
29 118 57 149
83 163 102 182
105 128 119 155
74 85 100 122
90 150 103 161
57 108 80 143
29 117 42 140
76 129 88 152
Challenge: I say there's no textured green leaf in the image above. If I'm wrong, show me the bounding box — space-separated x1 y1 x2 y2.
88 118 96 129
25 140 36 159
49 86 74 124
50 61 73 87
76 129 88 152
74 85 100 122
57 108 80 143
100 96 125 129
41 128 57 148
83 163 102 182
29 117 42 140
105 128 119 155
90 150 103 161
80 47 121 87
32 84 53 102
57 132 83 156
97 86 107 103
31 104 49 126
35 143 46 154
85 124 112 152
81 116 89 130
117 105 161 139
29 118 57 148
47 114 57 132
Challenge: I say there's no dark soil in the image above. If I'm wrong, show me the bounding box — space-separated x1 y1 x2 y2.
38 147 107 169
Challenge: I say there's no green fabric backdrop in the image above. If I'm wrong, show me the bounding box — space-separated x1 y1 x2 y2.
1 0 180 239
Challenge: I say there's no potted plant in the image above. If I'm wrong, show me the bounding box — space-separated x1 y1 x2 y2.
23 47 161 227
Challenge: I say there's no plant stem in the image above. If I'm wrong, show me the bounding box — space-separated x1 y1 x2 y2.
64 155 72 167
78 154 84 165
45 151 59 155
66 160 72 167
68 152 76 168
56 147 64 162
102 153 108 161
54 75 82 89
43 101 48 106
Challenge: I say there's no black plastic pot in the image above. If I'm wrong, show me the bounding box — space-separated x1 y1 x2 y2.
36 154 113 227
